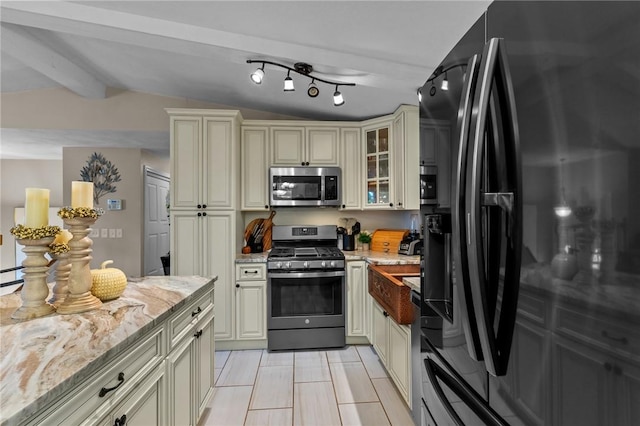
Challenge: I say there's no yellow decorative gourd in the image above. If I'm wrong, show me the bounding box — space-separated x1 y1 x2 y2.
91 260 127 301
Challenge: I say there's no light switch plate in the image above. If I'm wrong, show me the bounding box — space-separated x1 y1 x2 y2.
101 228 108 238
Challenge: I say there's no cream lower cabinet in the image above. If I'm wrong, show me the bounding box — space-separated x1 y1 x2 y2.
171 210 238 340
235 264 267 340
26 286 215 426
371 297 411 406
347 261 368 338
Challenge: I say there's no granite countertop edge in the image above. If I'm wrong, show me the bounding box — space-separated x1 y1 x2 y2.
0 275 217 426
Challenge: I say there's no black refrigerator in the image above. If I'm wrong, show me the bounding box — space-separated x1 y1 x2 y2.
419 2 640 425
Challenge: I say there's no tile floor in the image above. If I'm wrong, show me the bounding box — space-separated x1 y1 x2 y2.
199 345 415 426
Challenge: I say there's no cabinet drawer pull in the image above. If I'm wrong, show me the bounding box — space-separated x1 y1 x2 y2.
99 372 125 397
244 270 259 275
191 306 202 317
194 330 203 339
383 311 389 317
114 414 127 426
602 330 628 345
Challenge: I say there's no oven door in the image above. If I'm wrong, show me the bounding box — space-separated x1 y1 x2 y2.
267 270 345 330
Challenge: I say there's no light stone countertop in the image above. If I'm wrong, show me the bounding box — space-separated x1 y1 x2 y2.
0 275 216 426
403 276 421 294
235 250 420 266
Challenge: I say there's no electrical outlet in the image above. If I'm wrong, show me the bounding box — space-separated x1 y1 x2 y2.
109 229 116 238
101 228 108 238
116 229 122 238
90 229 100 238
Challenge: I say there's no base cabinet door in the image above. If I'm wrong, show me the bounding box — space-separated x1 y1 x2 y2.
105 366 166 426
168 335 195 426
236 280 266 340
196 313 216 420
371 300 389 365
347 261 367 337
388 319 411 404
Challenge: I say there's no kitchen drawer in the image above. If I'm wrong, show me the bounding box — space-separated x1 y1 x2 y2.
168 289 214 349
236 263 266 281
33 326 164 426
554 305 640 358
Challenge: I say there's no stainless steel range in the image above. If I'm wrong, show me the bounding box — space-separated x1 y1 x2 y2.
267 225 346 351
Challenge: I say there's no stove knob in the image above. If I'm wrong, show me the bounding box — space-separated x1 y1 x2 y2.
321 261 327 268
286 262 292 269
330 261 336 268
303 261 309 269
276 262 283 269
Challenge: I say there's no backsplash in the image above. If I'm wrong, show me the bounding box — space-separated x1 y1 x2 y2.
242 209 420 235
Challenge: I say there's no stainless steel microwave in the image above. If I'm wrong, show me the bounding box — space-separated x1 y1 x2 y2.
270 167 341 207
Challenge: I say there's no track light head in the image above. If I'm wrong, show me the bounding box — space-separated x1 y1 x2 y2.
307 80 319 98
333 86 344 106
441 73 449 91
417 88 422 103
251 66 264 84
284 71 294 91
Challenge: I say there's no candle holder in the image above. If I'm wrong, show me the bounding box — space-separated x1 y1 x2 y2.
12 237 56 320
57 217 103 314
49 252 71 307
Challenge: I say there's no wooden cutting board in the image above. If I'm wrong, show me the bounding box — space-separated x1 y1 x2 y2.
242 211 276 253
370 229 409 253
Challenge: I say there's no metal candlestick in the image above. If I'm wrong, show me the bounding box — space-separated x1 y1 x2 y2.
12 237 56 320
57 217 102 314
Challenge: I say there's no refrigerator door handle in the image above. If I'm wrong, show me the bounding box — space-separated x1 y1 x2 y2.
466 37 523 376
424 358 509 426
452 52 485 361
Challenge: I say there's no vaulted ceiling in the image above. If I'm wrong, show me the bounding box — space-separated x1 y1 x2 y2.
0 1 490 159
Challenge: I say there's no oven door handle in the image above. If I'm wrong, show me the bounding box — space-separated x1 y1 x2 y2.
268 271 345 279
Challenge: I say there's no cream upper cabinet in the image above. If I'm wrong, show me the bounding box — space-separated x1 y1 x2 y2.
362 121 393 208
306 128 339 165
340 128 362 210
241 126 270 211
392 107 420 210
169 110 241 211
270 127 305 165
270 126 339 166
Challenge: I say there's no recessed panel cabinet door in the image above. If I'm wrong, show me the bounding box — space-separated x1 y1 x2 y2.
236 280 266 340
204 118 235 209
171 117 202 209
340 128 361 210
196 315 215 420
307 128 339 165
241 127 269 210
271 127 304 165
205 213 234 340
347 261 367 337
372 300 389 365
170 212 201 276
168 336 195 426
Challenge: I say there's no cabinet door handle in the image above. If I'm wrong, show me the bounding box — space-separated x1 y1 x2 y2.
389 202 394 207
602 330 628 345
342 204 346 208
114 414 127 426
194 329 203 338
99 372 125 397
383 311 389 317
197 204 202 209
202 204 207 209
197 212 202 217
236 284 240 288
265 205 269 209
202 212 207 217
191 306 202 317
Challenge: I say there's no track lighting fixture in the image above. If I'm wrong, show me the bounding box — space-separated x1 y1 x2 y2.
424 63 465 96
250 65 264 84
333 85 344 106
284 71 295 91
307 79 319 98
247 59 355 107
441 72 449 91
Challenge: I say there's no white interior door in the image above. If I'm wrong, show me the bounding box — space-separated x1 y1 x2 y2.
144 167 170 276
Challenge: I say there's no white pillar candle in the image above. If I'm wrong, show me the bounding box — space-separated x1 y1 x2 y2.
71 181 94 208
54 229 73 245
25 188 50 228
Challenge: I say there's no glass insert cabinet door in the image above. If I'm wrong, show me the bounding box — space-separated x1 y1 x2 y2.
365 126 391 206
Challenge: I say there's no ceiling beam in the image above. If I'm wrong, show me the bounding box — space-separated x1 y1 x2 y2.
1 23 106 98
0 1 426 89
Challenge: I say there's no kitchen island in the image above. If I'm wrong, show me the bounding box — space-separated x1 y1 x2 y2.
0 275 216 426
